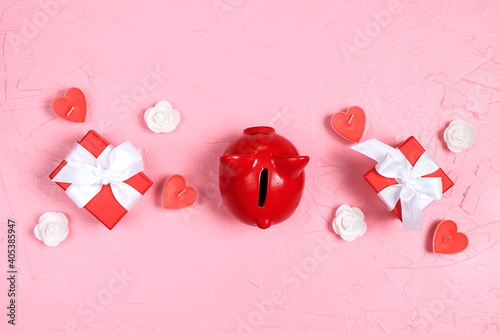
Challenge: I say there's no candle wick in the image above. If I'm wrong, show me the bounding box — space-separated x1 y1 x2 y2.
178 189 186 197
444 236 452 241
348 114 355 124
67 106 75 116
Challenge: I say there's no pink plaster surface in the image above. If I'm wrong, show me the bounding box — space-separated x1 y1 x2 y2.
1 0 500 332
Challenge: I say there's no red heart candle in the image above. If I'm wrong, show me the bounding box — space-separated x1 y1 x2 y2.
433 220 468 254
52 88 87 122
331 106 365 143
162 175 197 209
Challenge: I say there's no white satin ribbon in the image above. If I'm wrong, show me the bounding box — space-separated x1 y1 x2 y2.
52 142 144 211
352 139 443 231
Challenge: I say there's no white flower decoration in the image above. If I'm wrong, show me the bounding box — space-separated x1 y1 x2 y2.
443 119 476 153
332 205 367 241
144 101 181 133
34 212 69 247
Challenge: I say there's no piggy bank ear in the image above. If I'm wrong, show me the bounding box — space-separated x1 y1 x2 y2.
272 155 309 178
220 154 256 176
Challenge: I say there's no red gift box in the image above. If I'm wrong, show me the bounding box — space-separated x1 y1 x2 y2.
50 130 153 230
363 136 454 221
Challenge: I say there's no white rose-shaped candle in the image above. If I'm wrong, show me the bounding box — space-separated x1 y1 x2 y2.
144 101 181 133
34 212 69 246
332 205 367 241
443 119 476 153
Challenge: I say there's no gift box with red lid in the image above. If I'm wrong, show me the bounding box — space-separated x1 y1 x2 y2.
50 130 153 230
352 136 454 230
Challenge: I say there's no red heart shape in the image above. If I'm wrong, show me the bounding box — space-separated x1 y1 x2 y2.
162 175 197 209
433 220 468 254
331 106 366 143
52 88 87 122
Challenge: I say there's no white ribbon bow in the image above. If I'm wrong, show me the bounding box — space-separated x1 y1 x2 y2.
52 142 144 211
351 139 443 231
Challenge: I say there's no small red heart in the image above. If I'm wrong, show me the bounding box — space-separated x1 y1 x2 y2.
331 106 366 143
162 175 197 209
433 220 468 254
52 88 87 122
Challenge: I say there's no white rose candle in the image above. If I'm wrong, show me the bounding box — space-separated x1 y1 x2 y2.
332 205 367 241
443 119 476 153
144 101 181 133
34 212 69 246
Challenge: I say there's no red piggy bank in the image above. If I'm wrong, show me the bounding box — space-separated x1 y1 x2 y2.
219 126 309 229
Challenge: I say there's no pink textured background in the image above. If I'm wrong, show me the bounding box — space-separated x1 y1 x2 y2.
1 0 500 332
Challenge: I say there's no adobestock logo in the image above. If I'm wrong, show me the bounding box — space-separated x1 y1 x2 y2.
269 107 296 131
214 0 244 21
442 71 500 120
412 277 466 330
236 236 339 333
7 0 73 53
340 0 403 63
98 64 169 133
174 170 223 226
64 268 134 333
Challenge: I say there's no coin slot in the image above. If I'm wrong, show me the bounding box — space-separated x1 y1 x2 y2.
258 168 268 207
